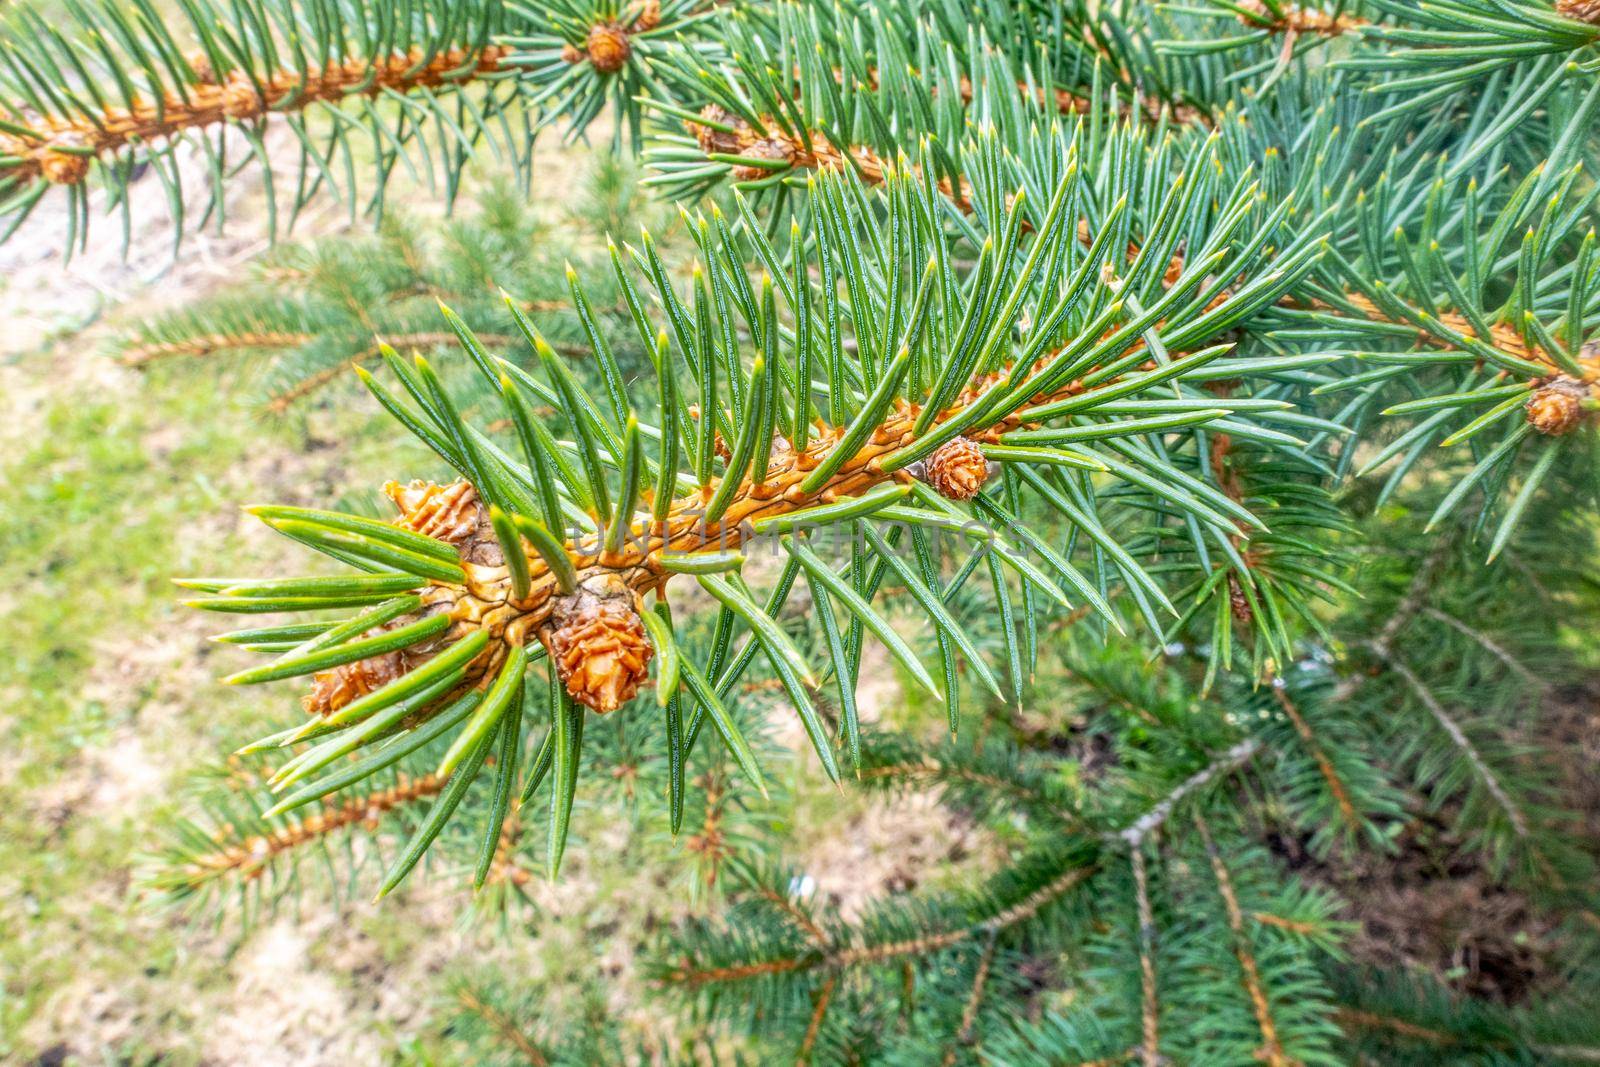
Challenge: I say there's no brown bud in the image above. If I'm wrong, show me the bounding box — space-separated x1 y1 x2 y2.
305 649 406 716
40 135 90 185
221 75 265 120
689 104 746 155
729 137 796 182
1227 572 1253 625
1557 0 1600 23
303 585 463 716
688 404 734 461
632 0 662 31
188 50 218 85
1525 377 1588 436
385 479 504 566
586 23 631 73
561 42 584 64
546 573 654 713
299 481 518 719
922 436 990 501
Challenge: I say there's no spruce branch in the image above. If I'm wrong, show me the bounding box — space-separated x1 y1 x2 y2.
663 857 1097 988
440 975 669 1064
1117 737 1261 847
1193 812 1297 1067
754 880 829 946
144 766 448 904
1270 679 1361 835
1370 645 1533 840
1418 605 1546 692
796 973 838 1064
663 734 1265 1014
457 991 550 1062
454 984 554 1066
185 133 1324 875
1294 155 1600 549
120 330 319 366
641 0 1228 207
1333 1006 1465 1049
1129 844 1161 1067
940 928 1000 1067
116 190 640 414
0 0 534 253
0 43 510 187
1331 967 1600 1063
657 0 1593 498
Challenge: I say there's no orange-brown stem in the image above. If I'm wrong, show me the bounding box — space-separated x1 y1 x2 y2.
665 863 1093 986
121 330 314 366
793 53 1210 128
1272 681 1361 832
454 986 552 1065
303 349 1118 718
123 329 517 368
186 772 447 883
259 333 553 413
3 45 509 186
686 108 969 207
1195 812 1296 1067
1236 0 1367 37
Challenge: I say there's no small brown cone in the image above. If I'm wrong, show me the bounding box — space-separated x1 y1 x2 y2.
923 436 990 500
299 480 503 717
1525 377 1588 436
546 573 653 713
586 23 631 73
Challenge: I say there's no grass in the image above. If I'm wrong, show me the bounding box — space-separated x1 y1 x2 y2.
0 344 443 1057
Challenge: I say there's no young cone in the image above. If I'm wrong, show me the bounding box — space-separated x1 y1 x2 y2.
544 574 654 713
920 436 992 501
1525 378 1589 436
